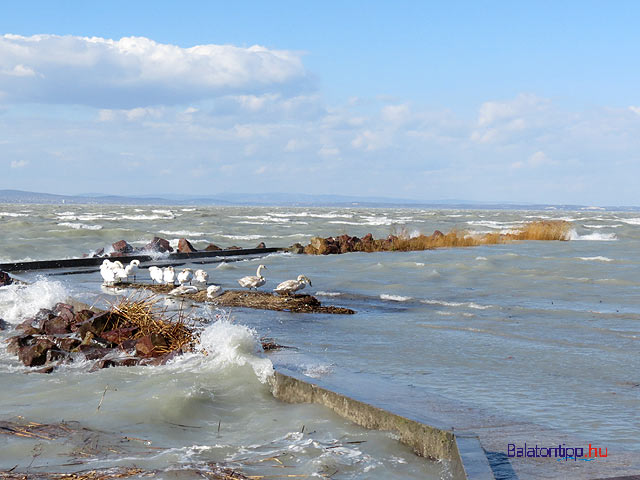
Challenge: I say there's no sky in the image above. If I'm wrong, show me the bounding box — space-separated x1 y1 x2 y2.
1 1 640 205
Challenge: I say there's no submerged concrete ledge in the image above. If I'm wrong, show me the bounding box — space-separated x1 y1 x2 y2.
270 367 495 480
0 247 283 272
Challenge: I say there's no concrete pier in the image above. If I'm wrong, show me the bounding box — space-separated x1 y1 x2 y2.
270 367 495 480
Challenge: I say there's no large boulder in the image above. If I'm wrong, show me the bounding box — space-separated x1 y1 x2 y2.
144 236 173 253
0 271 13 287
18 338 59 367
255 242 266 249
42 316 72 335
204 243 222 251
135 333 168 357
111 240 133 255
285 243 305 254
102 327 139 344
177 238 197 253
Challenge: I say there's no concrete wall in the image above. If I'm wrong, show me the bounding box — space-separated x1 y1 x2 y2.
270 368 495 480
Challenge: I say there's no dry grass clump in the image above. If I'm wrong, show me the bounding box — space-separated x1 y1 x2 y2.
110 295 199 354
303 220 571 255
391 221 570 250
510 220 571 241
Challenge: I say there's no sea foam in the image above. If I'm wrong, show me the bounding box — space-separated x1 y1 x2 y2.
0 278 69 324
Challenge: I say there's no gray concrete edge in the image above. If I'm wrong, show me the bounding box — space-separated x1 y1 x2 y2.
270 367 495 480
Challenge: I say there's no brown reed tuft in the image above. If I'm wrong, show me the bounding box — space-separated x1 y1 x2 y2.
111 295 199 354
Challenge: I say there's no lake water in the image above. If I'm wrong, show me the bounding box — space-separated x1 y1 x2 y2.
1 204 638 479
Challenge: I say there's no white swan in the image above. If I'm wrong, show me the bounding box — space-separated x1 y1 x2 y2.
169 285 199 296
238 264 267 290
274 275 312 295
194 269 208 285
124 259 140 282
149 266 164 284
100 260 117 285
177 268 193 285
207 284 223 299
163 266 176 285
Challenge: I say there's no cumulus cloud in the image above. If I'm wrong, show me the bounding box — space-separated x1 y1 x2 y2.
0 34 308 107
471 93 551 144
511 151 555 169
10 159 28 168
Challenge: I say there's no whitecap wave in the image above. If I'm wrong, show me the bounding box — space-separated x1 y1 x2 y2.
0 212 29 217
0 278 69 324
568 230 617 241
620 218 640 225
583 224 622 229
380 294 412 302
195 320 274 383
221 234 263 240
578 256 613 262
315 291 342 297
57 222 103 230
422 299 492 310
159 230 207 237
120 214 174 221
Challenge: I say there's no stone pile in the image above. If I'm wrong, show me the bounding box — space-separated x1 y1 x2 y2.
88 237 267 258
6 302 191 373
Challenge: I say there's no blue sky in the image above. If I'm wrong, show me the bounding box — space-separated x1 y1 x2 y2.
1 1 639 205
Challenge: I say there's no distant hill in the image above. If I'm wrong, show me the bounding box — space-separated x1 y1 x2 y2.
0 189 637 210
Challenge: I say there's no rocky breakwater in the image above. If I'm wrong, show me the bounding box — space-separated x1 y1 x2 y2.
299 221 571 255
89 236 268 258
301 232 441 254
5 299 200 373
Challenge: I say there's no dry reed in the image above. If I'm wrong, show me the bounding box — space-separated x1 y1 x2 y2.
110 295 199 354
386 220 571 252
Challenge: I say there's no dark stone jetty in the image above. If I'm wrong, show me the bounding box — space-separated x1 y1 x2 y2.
125 283 356 314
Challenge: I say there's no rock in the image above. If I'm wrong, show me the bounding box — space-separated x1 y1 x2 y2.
77 345 112 360
0 318 9 330
144 236 173 253
134 336 154 357
46 348 67 364
6 334 35 355
204 243 222 251
177 238 197 253
135 333 167 357
256 242 266 249
73 309 94 325
111 240 133 255
101 327 138 344
18 338 58 367
432 230 444 239
89 358 139 371
140 351 179 366
42 316 72 335
56 337 81 352
54 303 75 324
285 243 305 254
91 248 105 258
0 271 13 287
77 311 121 338
227 245 242 250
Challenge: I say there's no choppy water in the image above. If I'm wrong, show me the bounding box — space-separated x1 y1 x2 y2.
1 204 639 479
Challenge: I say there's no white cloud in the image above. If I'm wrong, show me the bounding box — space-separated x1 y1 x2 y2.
318 145 340 156
511 151 555 169
0 34 308 107
1 64 38 77
471 94 552 144
10 159 28 168
629 106 640 116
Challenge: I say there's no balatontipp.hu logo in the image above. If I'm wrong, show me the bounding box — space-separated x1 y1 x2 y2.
507 443 608 461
